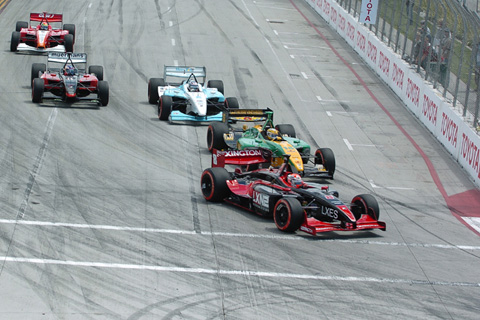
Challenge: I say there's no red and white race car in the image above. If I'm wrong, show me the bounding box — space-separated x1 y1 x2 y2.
11 12 75 53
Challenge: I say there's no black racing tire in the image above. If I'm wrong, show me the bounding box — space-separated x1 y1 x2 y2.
225 97 239 109
200 167 231 202
98 81 109 106
351 194 380 221
63 24 76 42
15 21 28 32
273 198 304 233
64 34 74 53
314 148 336 178
32 78 44 103
89 65 104 81
207 80 224 95
207 122 229 152
31 63 46 88
148 78 165 104
158 95 172 120
275 124 296 138
10 31 20 52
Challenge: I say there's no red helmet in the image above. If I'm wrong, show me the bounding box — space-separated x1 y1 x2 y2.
287 173 303 188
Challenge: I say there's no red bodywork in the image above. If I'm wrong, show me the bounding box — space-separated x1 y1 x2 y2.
18 13 70 50
41 72 99 99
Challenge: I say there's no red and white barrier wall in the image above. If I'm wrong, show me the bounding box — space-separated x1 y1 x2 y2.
305 0 480 187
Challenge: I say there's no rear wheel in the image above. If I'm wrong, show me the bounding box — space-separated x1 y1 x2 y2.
275 124 296 138
10 31 20 52
148 78 165 104
63 24 76 42
207 80 224 95
314 148 336 178
273 198 304 232
32 78 44 103
200 167 231 202
64 34 74 53
31 63 46 88
89 65 104 81
16 21 28 32
158 95 172 120
225 97 239 109
207 122 229 152
97 81 109 106
351 194 380 220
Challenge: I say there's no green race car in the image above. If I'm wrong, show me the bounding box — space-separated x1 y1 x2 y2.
206 108 335 178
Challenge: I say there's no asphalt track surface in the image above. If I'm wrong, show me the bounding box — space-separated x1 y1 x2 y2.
1 1 480 319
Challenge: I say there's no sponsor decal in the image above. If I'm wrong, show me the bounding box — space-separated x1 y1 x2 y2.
460 134 480 178
325 195 335 199
406 78 420 107
323 1 330 15
321 206 338 219
224 150 262 157
440 112 458 148
330 7 337 24
338 14 346 32
356 31 366 53
391 62 404 90
422 94 438 126
300 226 314 234
359 0 379 24
367 40 377 64
378 51 390 76
346 22 355 41
253 191 269 209
38 13 55 18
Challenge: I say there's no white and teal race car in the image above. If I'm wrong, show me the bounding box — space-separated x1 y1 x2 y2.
148 66 239 123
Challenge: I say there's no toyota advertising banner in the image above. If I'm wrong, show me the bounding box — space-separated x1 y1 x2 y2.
359 0 379 24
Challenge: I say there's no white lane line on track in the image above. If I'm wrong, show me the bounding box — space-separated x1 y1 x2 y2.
462 217 480 234
301 72 308 79
1 219 478 250
369 180 415 191
343 138 353 150
1 256 478 287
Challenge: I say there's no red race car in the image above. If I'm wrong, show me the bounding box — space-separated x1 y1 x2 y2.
201 150 386 235
31 52 109 106
11 12 75 53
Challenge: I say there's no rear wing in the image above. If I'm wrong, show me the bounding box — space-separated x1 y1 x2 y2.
212 149 272 167
222 108 273 123
30 13 63 23
48 52 87 64
164 66 206 79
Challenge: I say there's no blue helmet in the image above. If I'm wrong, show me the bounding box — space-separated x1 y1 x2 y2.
64 65 76 76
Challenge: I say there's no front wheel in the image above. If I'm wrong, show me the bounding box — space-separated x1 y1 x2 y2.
97 81 109 106
10 31 20 52
315 148 335 178
32 78 44 103
351 194 380 221
207 122 229 152
200 167 231 202
158 95 172 120
64 34 74 53
273 198 304 233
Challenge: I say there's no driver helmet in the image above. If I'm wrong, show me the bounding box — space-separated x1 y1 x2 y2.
64 65 76 76
287 173 303 188
266 128 280 140
40 22 48 30
189 80 199 92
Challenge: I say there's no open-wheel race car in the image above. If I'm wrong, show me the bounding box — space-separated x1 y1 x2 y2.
200 150 386 235
11 12 75 53
31 52 109 106
148 66 239 123
207 108 335 179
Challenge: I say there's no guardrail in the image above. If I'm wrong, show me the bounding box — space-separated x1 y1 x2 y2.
303 0 480 187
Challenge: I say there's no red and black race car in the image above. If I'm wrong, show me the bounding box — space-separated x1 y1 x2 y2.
31 52 109 106
201 149 386 235
11 12 75 53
